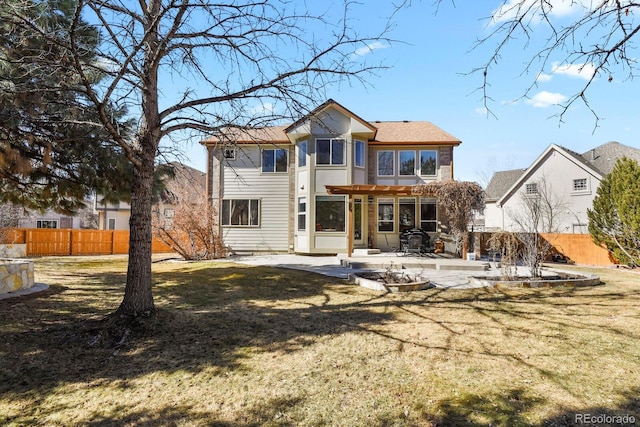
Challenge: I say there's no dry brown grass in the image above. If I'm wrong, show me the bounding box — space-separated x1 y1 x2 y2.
1 257 639 426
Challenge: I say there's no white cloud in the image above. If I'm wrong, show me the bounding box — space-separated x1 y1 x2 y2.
491 0 591 25
526 91 568 108
353 41 389 57
475 107 488 115
551 62 596 80
536 72 553 82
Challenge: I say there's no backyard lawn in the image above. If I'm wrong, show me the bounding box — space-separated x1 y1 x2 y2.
1 256 639 426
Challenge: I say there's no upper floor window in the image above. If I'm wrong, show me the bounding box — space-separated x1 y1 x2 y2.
223 147 236 160
298 141 307 167
316 138 345 165
525 183 538 195
419 150 437 176
377 151 394 176
221 199 260 226
573 178 587 192
355 140 365 167
399 151 416 176
36 220 57 229
262 148 288 173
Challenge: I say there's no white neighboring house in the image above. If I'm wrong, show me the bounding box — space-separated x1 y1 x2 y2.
0 201 98 229
203 99 461 255
484 141 640 233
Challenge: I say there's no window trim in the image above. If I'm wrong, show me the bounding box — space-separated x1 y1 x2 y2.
261 148 288 173
354 140 365 168
297 197 306 231
298 140 307 168
315 195 346 232
419 197 438 233
36 219 58 229
572 177 589 193
377 150 395 177
377 198 395 233
221 199 261 227
316 138 346 166
399 150 416 176
223 147 236 160
419 150 438 177
525 183 538 195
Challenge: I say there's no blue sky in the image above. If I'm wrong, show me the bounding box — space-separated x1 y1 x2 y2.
181 1 640 185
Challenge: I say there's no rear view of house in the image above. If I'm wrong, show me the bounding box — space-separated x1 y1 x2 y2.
203 99 461 255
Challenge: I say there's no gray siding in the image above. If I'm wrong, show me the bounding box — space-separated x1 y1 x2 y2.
221 145 290 252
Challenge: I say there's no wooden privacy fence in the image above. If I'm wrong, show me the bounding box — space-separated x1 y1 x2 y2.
1 228 173 257
475 232 613 267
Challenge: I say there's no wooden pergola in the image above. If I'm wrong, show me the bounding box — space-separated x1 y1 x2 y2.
325 184 437 256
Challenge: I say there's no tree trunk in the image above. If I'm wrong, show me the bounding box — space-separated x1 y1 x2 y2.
117 150 156 317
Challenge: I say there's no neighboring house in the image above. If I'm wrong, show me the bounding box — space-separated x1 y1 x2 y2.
0 201 98 229
94 162 206 230
202 99 461 255
484 141 640 233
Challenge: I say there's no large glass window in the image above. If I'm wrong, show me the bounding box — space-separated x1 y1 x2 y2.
419 150 437 176
221 199 260 226
262 148 288 173
399 151 416 176
298 197 306 231
378 198 394 232
355 140 365 167
377 151 394 176
316 138 345 165
399 198 416 231
525 183 538 195
420 198 437 232
315 196 345 231
298 140 307 167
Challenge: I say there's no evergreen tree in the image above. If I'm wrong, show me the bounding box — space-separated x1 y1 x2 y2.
588 157 640 267
0 0 131 213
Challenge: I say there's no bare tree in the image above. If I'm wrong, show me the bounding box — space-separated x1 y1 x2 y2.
507 176 568 277
152 164 224 260
413 181 484 257
4 0 395 318
475 1 640 125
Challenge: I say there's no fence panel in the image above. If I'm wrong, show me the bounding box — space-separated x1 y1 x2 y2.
71 230 114 255
4 229 173 256
27 229 72 256
540 233 613 266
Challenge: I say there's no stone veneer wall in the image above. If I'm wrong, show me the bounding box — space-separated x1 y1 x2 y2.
0 259 35 294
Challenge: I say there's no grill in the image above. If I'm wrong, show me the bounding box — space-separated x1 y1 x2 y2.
399 228 431 254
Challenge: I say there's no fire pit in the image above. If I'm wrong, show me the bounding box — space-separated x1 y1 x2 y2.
0 259 35 295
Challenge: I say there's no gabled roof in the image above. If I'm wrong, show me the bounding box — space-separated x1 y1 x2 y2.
201 126 289 145
370 121 461 146
284 98 376 134
201 99 460 146
484 169 526 202
580 141 640 175
495 144 603 206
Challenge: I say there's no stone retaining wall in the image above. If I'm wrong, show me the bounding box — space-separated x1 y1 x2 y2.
0 259 35 294
0 244 27 258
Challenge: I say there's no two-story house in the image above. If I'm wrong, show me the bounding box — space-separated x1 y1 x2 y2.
203 99 461 255
484 141 640 233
